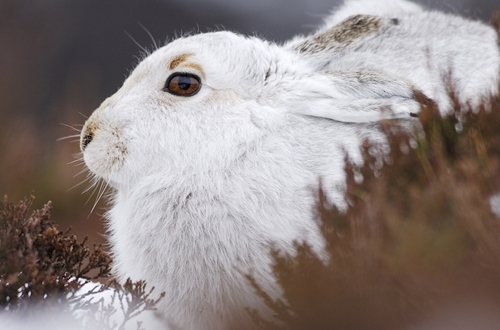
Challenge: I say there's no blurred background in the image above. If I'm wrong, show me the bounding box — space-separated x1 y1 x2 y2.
1 0 499 246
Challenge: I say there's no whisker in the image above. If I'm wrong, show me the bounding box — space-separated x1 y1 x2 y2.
67 176 93 192
78 112 89 119
68 158 85 166
125 30 149 53
60 123 82 133
138 21 158 50
83 176 100 195
84 183 102 219
57 134 81 142
73 167 90 177
90 180 109 215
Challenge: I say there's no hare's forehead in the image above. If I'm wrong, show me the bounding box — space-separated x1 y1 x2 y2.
141 32 269 74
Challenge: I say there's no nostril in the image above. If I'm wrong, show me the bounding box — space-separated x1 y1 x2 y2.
81 132 94 151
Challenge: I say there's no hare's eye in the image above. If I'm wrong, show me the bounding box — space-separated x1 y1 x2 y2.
164 73 201 97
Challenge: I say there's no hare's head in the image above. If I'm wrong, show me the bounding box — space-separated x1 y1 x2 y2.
80 32 281 186
81 31 420 187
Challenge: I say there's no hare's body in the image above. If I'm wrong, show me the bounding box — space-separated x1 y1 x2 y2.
108 115 382 329
80 1 500 329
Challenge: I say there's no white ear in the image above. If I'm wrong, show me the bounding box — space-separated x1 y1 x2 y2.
271 70 423 123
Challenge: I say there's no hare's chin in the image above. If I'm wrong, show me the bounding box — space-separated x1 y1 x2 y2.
83 156 120 183
87 168 121 189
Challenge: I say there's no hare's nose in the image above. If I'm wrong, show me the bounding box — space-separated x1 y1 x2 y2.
81 130 94 151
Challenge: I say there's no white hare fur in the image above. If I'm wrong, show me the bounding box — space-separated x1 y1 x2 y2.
80 0 500 329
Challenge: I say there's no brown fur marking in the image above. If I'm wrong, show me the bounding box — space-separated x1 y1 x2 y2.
168 54 205 78
169 54 191 70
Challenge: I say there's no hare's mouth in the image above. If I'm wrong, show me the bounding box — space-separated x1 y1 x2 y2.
83 141 127 180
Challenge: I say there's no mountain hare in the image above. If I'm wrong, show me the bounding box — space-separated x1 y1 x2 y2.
80 0 500 329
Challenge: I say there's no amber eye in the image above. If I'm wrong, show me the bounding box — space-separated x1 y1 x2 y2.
164 73 201 96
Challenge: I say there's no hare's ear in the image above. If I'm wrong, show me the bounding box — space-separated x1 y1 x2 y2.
287 15 398 55
272 71 424 123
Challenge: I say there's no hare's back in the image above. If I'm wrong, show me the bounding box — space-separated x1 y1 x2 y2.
325 11 500 111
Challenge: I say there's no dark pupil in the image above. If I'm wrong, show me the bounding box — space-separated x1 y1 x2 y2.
177 76 191 90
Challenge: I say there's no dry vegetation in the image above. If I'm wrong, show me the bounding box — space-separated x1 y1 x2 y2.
0 195 110 310
0 195 163 330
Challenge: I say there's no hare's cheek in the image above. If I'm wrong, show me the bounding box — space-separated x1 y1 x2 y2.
82 126 128 180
